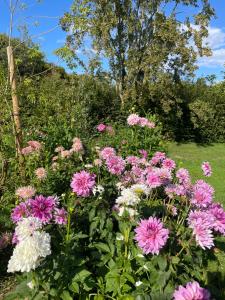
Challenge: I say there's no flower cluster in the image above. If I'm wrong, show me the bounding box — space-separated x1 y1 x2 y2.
127 113 155 128
11 195 67 225
7 217 51 273
21 140 42 156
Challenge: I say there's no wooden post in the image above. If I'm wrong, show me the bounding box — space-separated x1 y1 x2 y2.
7 46 24 174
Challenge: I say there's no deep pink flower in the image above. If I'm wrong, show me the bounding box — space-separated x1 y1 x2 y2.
30 195 56 223
191 180 214 208
201 162 212 177
146 171 161 188
127 114 140 126
71 171 96 197
11 202 30 223
100 147 116 160
97 123 107 132
54 208 67 225
134 217 169 255
106 156 125 175
173 281 210 300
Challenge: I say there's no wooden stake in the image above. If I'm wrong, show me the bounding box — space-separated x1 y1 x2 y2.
7 45 23 157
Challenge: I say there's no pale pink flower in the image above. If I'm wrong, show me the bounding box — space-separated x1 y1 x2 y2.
16 186 36 199
127 114 140 126
0 232 12 249
139 150 148 159
55 146 64 153
173 281 210 300
106 125 115 135
35 167 47 180
60 150 71 159
162 158 176 170
21 146 34 155
52 156 58 161
191 180 214 208
201 162 212 177
27 140 42 151
135 217 169 255
146 121 155 128
100 147 116 160
72 137 83 153
209 203 225 235
93 158 102 167
54 208 67 225
150 152 166 165
176 168 191 186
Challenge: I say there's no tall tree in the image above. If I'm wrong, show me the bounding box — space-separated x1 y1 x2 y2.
57 0 214 108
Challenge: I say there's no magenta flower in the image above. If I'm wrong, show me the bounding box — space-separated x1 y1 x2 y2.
97 123 107 132
100 147 116 160
201 162 212 177
134 217 169 255
71 170 96 197
54 208 67 225
146 171 162 188
11 202 30 223
173 281 210 300
106 156 125 175
191 180 214 208
30 195 55 223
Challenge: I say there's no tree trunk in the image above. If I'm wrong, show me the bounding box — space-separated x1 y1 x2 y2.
7 46 24 171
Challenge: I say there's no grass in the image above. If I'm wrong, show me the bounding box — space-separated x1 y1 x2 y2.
167 142 225 205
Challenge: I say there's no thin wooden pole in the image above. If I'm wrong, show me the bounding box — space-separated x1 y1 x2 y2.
7 46 24 167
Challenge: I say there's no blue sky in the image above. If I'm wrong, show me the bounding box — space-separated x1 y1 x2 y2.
1 0 225 79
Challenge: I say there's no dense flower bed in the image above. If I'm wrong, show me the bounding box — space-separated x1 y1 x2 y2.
3 114 225 299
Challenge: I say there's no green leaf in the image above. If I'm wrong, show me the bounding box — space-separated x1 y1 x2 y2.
73 269 92 283
94 242 111 253
69 281 79 293
60 290 73 300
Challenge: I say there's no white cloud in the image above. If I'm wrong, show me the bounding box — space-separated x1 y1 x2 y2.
204 26 225 50
198 48 225 67
56 39 65 44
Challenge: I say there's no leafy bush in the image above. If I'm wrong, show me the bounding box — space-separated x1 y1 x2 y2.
3 114 225 300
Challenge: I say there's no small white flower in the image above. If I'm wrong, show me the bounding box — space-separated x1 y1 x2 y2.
27 281 35 289
85 164 94 169
116 188 140 206
135 281 143 287
116 234 124 241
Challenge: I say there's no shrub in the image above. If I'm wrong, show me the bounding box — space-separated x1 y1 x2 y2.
3 114 225 300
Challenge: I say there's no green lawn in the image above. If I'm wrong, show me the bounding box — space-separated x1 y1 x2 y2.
167 142 225 205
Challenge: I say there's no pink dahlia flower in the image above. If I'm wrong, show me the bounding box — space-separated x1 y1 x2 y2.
173 281 210 300
15 186 36 199
106 156 125 175
176 168 191 186
150 152 166 165
162 158 176 170
127 114 140 126
134 217 169 255
54 208 67 225
72 137 83 153
71 170 96 197
21 146 34 155
209 203 225 235
201 162 212 177
30 195 56 223
35 167 47 180
97 123 107 132
11 202 30 223
27 140 42 151
146 171 162 188
100 147 116 160
191 180 214 208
